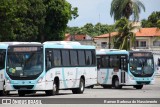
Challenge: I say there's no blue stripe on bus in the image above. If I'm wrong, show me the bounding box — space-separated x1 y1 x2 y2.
103 69 109 84
62 68 68 88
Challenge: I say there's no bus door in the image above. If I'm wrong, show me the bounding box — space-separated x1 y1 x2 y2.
120 55 127 84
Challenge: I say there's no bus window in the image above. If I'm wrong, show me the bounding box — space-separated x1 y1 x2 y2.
53 50 62 66
78 50 86 66
110 56 119 68
101 56 109 68
0 50 5 70
70 50 78 66
91 50 96 65
62 50 70 66
46 50 52 70
85 50 92 65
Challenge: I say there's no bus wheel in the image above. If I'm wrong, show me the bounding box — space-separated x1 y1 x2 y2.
72 78 85 94
113 78 122 89
45 81 59 96
0 83 9 96
0 90 10 96
0 88 9 96
18 91 25 97
134 85 143 89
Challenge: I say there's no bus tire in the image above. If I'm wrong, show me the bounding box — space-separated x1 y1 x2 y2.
134 85 143 89
18 91 25 97
113 78 122 89
45 80 59 96
0 90 9 96
0 82 9 96
72 78 85 94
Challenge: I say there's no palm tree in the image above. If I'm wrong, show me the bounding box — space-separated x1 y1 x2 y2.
112 18 140 50
110 0 145 21
157 20 160 29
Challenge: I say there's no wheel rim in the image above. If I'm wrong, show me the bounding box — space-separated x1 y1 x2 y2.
53 83 57 92
80 81 84 91
115 79 119 87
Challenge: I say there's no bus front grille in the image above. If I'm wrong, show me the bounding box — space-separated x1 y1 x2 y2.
13 85 34 90
136 81 150 85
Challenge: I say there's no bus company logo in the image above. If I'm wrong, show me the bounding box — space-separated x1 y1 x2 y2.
2 99 11 104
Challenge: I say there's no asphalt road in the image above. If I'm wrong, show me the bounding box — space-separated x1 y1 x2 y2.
0 77 160 107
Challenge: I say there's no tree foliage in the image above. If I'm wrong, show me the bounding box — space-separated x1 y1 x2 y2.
113 18 139 50
141 11 160 28
110 0 145 21
0 0 78 42
66 23 115 37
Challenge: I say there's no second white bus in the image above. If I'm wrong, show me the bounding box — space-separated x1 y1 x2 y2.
96 49 155 89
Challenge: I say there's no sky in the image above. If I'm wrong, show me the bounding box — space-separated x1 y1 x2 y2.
66 0 160 27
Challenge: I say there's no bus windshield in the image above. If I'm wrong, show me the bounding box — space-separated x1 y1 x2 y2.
7 49 43 80
0 49 5 70
129 57 154 77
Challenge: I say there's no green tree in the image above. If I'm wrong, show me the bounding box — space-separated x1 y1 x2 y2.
157 20 160 29
66 23 115 37
15 0 46 41
141 11 160 28
42 0 78 42
0 0 17 41
113 18 139 50
0 0 78 42
110 0 145 21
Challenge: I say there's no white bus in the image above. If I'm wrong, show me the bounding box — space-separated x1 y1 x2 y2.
0 42 40 95
5 41 97 96
96 49 155 89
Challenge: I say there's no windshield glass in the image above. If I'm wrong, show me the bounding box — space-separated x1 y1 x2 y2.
7 51 43 79
0 49 6 70
129 57 154 77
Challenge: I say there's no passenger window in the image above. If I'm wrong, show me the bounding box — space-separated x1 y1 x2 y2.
70 50 78 66
62 50 70 66
85 50 92 65
53 50 61 66
78 50 85 66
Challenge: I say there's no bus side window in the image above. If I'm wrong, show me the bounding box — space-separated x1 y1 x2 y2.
85 50 92 66
46 50 52 71
97 58 101 69
53 50 62 66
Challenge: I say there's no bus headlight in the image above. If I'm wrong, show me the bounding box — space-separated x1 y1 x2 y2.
38 77 43 83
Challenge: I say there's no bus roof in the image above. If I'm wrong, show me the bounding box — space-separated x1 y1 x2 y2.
0 42 41 49
0 42 41 45
96 49 128 55
96 49 153 55
43 41 95 49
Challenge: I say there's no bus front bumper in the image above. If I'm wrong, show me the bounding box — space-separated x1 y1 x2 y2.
5 81 53 91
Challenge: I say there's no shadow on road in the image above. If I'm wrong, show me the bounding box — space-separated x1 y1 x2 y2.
1 92 73 97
